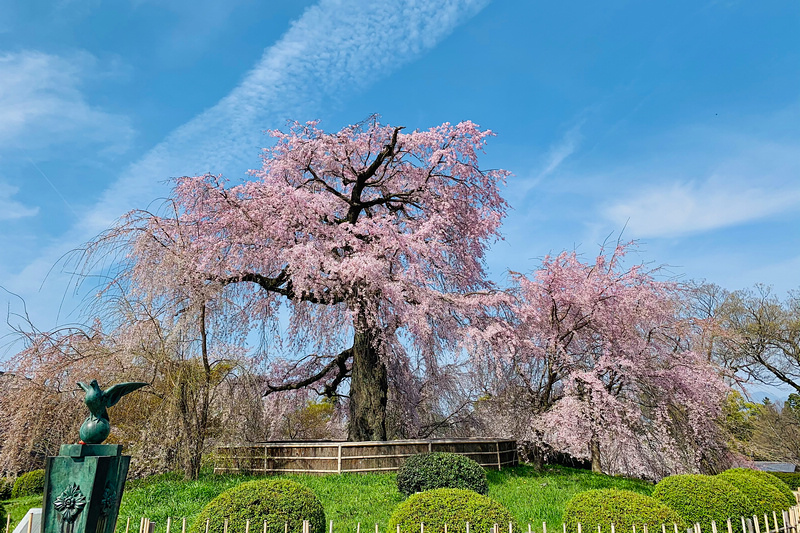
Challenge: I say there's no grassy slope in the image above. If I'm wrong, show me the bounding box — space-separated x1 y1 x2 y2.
0 466 653 533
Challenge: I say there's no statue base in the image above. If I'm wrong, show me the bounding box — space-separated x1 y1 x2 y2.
42 445 130 533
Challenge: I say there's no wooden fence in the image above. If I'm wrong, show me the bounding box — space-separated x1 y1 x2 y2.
214 439 518 475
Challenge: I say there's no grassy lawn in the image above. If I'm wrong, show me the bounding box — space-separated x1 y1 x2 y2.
0 465 653 533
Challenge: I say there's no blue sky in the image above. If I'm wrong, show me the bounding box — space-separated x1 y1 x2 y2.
1 0 798 377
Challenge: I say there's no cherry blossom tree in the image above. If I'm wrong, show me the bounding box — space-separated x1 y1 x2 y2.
478 244 730 478
84 116 508 441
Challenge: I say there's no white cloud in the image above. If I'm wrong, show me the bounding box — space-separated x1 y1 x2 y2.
602 127 800 239
510 123 582 197
0 182 38 220
0 50 134 155
604 177 800 238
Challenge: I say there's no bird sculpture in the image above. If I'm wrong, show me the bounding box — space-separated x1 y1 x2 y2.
77 380 148 445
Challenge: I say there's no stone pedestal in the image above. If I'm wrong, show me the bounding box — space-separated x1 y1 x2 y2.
42 445 130 533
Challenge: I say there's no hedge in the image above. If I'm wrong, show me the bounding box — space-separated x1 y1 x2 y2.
11 470 46 498
719 469 795 511
770 472 800 491
717 470 789 516
397 453 488 496
563 489 686 533
388 488 516 533
188 479 325 533
652 475 752 532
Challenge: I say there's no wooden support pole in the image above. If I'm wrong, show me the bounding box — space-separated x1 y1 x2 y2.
167 517 172 533
125 517 131 533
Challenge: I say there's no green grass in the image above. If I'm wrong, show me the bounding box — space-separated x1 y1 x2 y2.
2 495 43 528
0 465 654 533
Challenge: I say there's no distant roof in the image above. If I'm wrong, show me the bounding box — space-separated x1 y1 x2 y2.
754 461 797 473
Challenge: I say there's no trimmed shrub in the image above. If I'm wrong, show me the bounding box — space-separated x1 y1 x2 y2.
771 472 800 490
388 488 516 533
397 453 488 496
0 477 13 500
563 489 686 533
721 469 796 511
189 479 325 533
652 475 751 531
12 469 46 498
717 470 789 516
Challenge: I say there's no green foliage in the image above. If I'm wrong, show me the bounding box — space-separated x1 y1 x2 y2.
563 489 686 533
722 469 796 510
652 474 751 531
11 470 45 498
0 477 13 500
114 465 652 533
388 488 516 533
717 470 790 515
771 472 800 490
188 479 325 533
0 501 6 527
396 453 488 496
125 471 185 490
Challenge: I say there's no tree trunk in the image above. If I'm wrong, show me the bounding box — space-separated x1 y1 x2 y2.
589 432 602 473
347 318 388 441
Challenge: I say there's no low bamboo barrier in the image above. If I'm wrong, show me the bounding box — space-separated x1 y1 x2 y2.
96 507 800 533
214 438 518 475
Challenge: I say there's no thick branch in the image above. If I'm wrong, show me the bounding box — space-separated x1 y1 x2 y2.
263 346 353 396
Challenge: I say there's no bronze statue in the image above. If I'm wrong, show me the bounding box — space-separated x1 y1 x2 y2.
77 380 148 444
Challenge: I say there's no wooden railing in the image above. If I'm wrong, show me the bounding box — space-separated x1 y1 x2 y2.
214 438 518 475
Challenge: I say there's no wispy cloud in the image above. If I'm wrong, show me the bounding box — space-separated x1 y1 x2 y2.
0 182 38 221
3 0 491 331
79 0 492 233
540 124 582 179
512 123 582 196
0 50 134 156
604 177 800 238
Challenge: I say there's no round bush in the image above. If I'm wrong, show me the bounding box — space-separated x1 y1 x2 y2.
771 473 800 490
388 488 516 533
12 469 45 498
397 453 488 496
652 475 752 531
722 469 796 511
563 489 687 533
717 470 789 516
189 479 325 533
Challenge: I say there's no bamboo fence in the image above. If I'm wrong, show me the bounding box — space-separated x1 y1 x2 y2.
214 439 518 475
69 506 800 533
